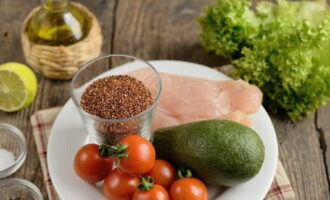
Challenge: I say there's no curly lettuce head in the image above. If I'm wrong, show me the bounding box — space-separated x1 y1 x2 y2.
199 0 330 119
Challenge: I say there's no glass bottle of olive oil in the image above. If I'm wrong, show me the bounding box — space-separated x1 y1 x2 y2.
26 0 91 46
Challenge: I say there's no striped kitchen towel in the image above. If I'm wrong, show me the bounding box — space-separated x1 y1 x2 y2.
31 107 295 200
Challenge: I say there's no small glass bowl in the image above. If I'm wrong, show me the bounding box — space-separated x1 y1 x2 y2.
0 123 27 178
0 178 43 200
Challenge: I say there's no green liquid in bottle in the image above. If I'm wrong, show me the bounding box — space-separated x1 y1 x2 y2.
26 0 91 46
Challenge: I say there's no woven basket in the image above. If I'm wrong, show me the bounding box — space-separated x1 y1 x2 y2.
21 2 102 80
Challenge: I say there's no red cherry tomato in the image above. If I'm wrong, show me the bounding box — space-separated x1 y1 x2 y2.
132 184 169 200
74 144 113 183
103 169 140 200
170 178 208 200
118 135 155 175
145 160 176 188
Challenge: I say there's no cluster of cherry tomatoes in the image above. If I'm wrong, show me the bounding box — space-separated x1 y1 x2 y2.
74 135 208 200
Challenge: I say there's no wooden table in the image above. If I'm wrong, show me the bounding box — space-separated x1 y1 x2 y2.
1 0 330 199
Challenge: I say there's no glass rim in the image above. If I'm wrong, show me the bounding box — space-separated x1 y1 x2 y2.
0 122 27 174
0 178 43 200
70 54 162 123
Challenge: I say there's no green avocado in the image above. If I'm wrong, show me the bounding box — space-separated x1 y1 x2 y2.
152 120 265 187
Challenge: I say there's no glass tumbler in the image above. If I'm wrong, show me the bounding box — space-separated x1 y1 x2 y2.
71 55 162 145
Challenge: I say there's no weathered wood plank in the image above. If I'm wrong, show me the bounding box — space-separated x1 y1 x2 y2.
113 0 227 66
317 101 330 186
0 0 46 198
0 0 116 199
273 115 330 200
113 0 330 199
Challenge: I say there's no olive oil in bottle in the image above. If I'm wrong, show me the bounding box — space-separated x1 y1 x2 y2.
26 0 92 46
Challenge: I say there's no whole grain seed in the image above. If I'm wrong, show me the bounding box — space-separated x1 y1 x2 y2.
96 120 139 144
80 75 153 119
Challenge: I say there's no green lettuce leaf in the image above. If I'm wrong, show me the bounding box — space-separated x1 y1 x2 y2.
198 0 259 58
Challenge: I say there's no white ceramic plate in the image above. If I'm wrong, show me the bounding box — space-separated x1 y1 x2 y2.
48 60 278 200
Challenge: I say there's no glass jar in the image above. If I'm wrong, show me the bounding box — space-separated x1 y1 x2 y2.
26 0 91 46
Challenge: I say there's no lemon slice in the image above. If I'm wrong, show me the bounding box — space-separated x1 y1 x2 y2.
0 62 37 112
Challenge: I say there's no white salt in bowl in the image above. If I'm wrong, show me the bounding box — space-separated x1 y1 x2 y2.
0 123 27 178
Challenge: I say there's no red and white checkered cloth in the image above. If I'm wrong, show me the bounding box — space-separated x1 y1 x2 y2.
31 107 295 200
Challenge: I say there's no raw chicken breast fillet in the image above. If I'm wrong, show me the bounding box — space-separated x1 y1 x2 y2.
128 68 262 130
